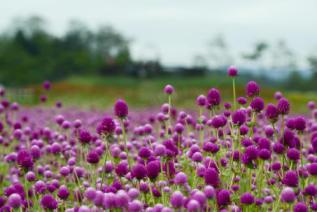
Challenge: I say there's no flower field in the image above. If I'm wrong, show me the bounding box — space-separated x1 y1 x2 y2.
1 66 317 211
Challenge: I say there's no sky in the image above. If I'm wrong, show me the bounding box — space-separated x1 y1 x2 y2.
0 0 316 69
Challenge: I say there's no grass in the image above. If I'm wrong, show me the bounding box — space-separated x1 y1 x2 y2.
6 75 317 113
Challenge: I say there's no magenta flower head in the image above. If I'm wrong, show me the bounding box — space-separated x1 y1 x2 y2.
308 163 317 175
216 189 231 207
293 202 308 212
307 101 316 110
79 129 92 145
97 116 115 136
174 172 188 185
146 160 161 180
57 185 70 200
196 95 207 106
170 191 184 208
265 104 279 123
277 98 290 115
207 88 221 107
8 193 22 208
240 192 255 205
114 99 128 118
294 116 306 132
86 150 100 164
131 163 147 180
227 65 238 77
232 109 246 126
246 81 260 97
43 80 51 90
282 170 299 187
17 149 33 170
280 187 296 203
164 84 175 95
286 148 300 162
250 97 265 113
204 168 220 188
40 194 58 210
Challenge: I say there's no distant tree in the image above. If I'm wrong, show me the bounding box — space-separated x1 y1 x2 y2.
207 35 233 70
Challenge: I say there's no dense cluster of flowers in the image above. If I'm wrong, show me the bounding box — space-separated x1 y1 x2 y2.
0 68 317 212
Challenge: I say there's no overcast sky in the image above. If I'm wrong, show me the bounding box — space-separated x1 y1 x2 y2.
0 0 316 68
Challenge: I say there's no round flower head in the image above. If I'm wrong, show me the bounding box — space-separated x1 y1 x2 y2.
79 129 92 144
204 185 215 199
207 88 221 107
304 184 317 196
187 199 200 212
307 101 316 110
97 117 115 137
265 104 279 123
170 191 184 208
280 187 296 203
8 193 22 208
232 109 246 126
86 150 100 164
250 97 265 112
131 163 147 180
308 163 317 175
114 99 128 118
174 172 187 185
196 95 207 106
277 98 290 115
146 160 161 180
282 170 299 187
17 149 33 169
58 185 70 200
43 80 51 90
293 202 308 212
40 194 58 210
240 192 254 205
164 84 174 95
287 148 300 162
204 168 220 188
246 81 260 97
274 91 283 100
227 65 238 77
237 97 247 105
216 189 231 207
294 116 306 132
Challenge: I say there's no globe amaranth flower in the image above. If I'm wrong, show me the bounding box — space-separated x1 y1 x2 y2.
293 202 308 212
308 163 317 175
246 81 260 97
286 148 300 162
164 84 175 95
131 163 147 180
277 98 290 115
282 170 299 187
207 88 221 107
280 187 296 203
170 191 184 208
43 80 51 90
250 97 265 112
216 189 231 207
240 192 255 205
146 160 161 180
114 99 129 118
174 172 188 185
232 109 246 126
196 95 207 106
294 116 306 132
227 65 238 77
17 149 33 170
58 185 70 200
204 168 220 188
97 116 115 135
8 193 22 208
265 104 279 123
86 150 100 164
40 194 58 210
79 129 92 144
237 97 247 105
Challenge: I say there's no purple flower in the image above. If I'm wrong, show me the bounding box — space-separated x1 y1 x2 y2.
196 95 207 106
237 97 247 105
174 172 188 185
8 193 22 208
204 168 220 188
282 171 299 187
131 163 147 180
17 149 33 170
227 65 238 77
265 104 279 123
79 129 92 144
240 192 254 205
250 97 265 112
293 202 308 212
277 98 290 115
97 116 115 135
280 187 296 203
170 191 184 208
287 148 300 162
232 109 246 126
246 81 260 97
86 150 100 164
308 163 317 175
207 88 221 107
187 199 200 212
114 99 129 118
146 160 161 180
164 84 175 95
294 116 306 132
43 80 51 90
40 194 58 210
139 147 152 159
58 185 70 200
216 189 231 207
